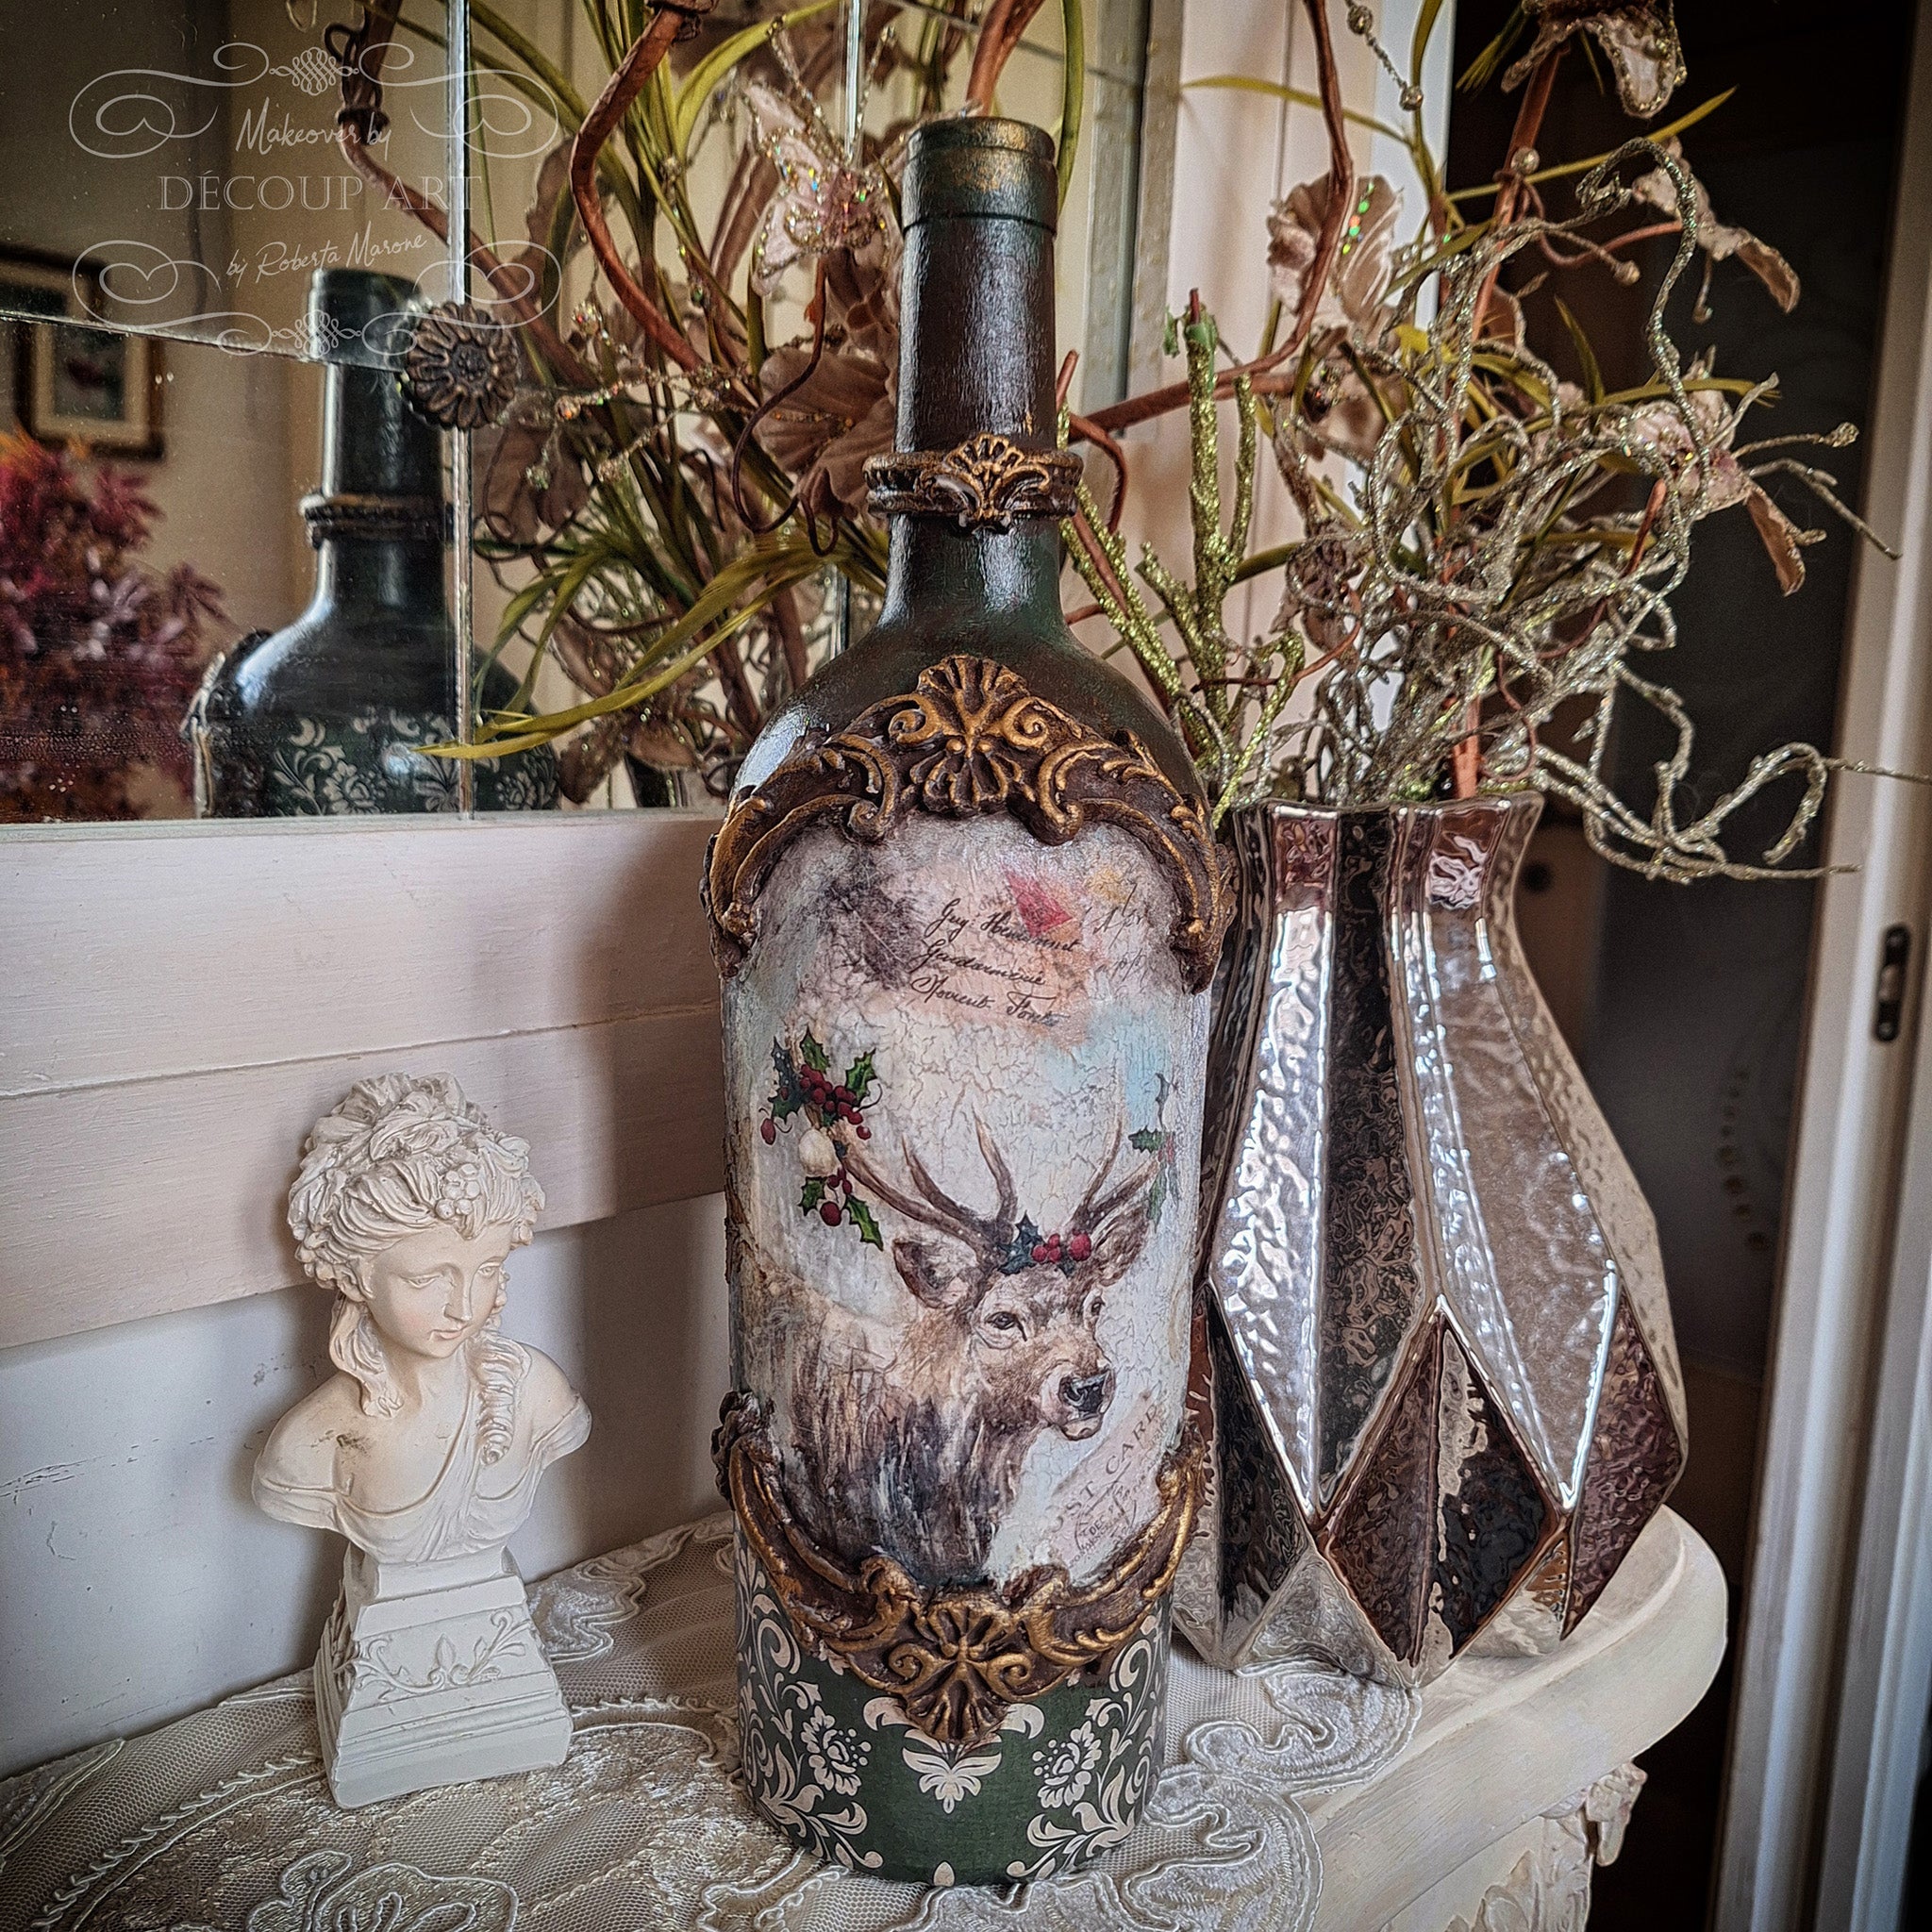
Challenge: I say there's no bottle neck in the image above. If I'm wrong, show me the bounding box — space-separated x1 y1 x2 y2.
322 360 442 498
878 518 1065 632
312 536 449 618
880 175 1061 633
304 350 449 620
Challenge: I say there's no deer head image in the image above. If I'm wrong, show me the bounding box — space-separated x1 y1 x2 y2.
842 1116 1157 1443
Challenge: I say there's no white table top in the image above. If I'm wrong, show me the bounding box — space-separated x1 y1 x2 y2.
0 1508 1724 1932
1313 1506 1725 1928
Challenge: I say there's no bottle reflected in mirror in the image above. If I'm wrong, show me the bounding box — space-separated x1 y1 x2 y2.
187 270 557 817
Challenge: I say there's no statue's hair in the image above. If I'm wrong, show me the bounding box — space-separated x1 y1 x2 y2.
291 1074 544 1436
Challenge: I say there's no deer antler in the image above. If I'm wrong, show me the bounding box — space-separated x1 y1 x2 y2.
1069 1119 1158 1235
971 1119 1019 1233
841 1119 1018 1268
841 1141 993 1263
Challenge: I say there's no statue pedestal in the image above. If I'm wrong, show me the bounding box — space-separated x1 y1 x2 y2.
314 1544 571 1808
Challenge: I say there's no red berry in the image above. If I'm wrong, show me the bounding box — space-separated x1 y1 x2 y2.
840 1170 855 1193
858 1125 872 1140
1031 1242 1049 1264
760 1119 777 1145
820 1200 842 1226
1068 1232 1092 1261
835 1086 856 1105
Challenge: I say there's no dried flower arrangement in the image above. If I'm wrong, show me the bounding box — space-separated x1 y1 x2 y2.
0 433 225 821
341 0 1899 867
1074 0 1901 876
1064 0 1899 874
335 0 1082 801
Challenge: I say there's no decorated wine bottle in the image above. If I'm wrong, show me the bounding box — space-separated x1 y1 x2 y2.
187 269 556 815
705 119 1225 1886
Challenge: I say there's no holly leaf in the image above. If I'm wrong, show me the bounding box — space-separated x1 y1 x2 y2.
847 1196 883 1248
800 1177 824 1214
843 1050 876 1103
1129 1128 1168 1154
1146 1173 1167 1227
800 1032 830 1072
1003 1215 1042 1274
771 1041 806 1119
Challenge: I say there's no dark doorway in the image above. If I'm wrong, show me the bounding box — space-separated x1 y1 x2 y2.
1445 4 1918 1926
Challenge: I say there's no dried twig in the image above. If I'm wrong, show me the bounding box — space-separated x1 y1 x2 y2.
569 8 704 373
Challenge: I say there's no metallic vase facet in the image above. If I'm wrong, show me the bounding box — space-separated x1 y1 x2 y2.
1174 798 1687 1681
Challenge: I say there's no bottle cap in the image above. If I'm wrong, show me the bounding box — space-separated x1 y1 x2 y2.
901 119 1057 233
307 269 417 364
306 270 442 516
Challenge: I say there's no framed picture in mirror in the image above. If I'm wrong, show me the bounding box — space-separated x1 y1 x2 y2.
1 250 160 459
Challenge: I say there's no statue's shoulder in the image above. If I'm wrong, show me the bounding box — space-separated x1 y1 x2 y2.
253 1375 364 1520
519 1346 591 1457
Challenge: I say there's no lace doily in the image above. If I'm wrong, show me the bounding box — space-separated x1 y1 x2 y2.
0 1516 1417 1932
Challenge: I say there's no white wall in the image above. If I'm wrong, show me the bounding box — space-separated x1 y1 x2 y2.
1126 0 1454 648
0 1191 728 1777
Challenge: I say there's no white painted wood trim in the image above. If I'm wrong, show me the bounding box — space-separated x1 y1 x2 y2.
1816 930 1932 1929
1310 1508 1727 1931
0 812 726 1348
1715 8 1932 1924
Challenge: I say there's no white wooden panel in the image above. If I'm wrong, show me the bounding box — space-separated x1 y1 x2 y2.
1716 9 1932 1925
1310 1509 1727 1930
0 813 728 1347
1818 950 1932 1929
0 810 719 1093
1 1007 724 1349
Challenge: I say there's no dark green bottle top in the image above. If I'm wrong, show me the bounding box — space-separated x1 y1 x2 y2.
310 271 441 502
734 118 1202 803
190 269 556 815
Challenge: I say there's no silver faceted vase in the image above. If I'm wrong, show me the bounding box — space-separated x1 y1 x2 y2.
1174 797 1688 1681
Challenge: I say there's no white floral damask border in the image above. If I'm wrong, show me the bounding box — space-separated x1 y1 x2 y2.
0 1513 1423 1932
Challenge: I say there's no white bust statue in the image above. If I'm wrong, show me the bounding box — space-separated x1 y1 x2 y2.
255 1074 590 1807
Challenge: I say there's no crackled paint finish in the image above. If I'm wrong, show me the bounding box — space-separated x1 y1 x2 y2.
721 797 1209 1880
724 811 1208 1594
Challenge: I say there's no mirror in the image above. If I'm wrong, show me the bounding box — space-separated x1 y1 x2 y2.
0 2 1165 825
0 327 321 822
0 0 465 361
460 1 1159 810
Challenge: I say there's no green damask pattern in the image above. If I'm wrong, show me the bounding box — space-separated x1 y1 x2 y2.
733 1538 1170 1886
262 712 556 815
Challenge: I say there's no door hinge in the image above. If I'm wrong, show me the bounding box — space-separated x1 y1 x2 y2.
1874 924 1911 1042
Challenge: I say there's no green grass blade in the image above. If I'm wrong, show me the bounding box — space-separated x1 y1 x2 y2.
1445 91 1735 203
1058 0 1085 208
1185 75 1407 144
675 0 839 159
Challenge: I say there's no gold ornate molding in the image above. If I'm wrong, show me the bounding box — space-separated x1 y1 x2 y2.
864 435 1083 529
714 1388 1205 1749
704 654 1229 992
